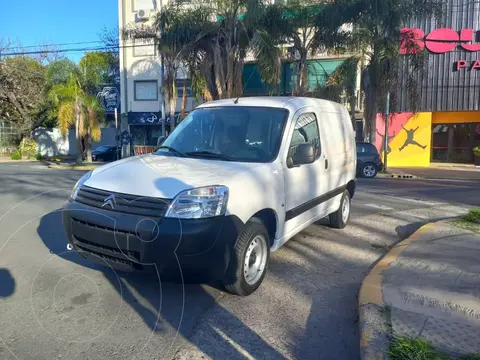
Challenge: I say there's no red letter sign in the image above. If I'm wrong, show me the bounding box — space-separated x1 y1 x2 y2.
472 60 480 69
460 29 480 51
400 28 425 54
426 28 459 53
456 60 468 70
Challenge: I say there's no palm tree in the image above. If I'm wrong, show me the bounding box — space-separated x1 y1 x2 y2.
123 0 283 120
253 0 354 96
332 0 443 143
49 73 104 164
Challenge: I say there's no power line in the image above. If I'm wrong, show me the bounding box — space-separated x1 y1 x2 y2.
0 42 155 57
5 40 107 51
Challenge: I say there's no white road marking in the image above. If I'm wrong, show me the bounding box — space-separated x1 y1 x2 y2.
364 204 394 211
396 197 445 206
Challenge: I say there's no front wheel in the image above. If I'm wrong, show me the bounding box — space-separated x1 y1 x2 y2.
223 221 270 296
361 163 378 178
329 190 351 229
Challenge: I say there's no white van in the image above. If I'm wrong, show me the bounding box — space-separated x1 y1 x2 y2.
62 97 356 296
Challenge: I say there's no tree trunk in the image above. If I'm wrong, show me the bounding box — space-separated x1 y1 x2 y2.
213 45 226 99
350 95 357 133
74 100 83 165
180 78 187 121
85 127 92 163
297 52 308 96
364 86 377 144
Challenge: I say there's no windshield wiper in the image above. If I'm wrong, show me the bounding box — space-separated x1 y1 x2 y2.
185 151 233 161
156 146 186 157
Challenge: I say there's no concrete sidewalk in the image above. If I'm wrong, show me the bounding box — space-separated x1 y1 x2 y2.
388 166 480 181
359 221 480 359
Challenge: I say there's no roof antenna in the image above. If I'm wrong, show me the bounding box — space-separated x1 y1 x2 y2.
233 97 240 104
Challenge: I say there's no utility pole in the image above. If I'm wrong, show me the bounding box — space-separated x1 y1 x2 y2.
160 53 166 138
383 91 390 171
114 107 119 160
159 0 166 138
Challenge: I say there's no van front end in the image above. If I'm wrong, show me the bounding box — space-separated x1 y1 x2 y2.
62 184 243 281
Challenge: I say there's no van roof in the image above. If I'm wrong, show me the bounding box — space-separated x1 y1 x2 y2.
197 96 346 114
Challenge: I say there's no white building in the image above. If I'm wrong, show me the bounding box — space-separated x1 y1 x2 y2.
118 0 197 156
118 0 364 155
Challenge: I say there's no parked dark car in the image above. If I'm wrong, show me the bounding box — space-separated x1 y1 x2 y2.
91 145 121 162
356 142 383 178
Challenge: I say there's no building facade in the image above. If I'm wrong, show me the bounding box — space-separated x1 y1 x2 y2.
377 0 480 166
118 0 197 155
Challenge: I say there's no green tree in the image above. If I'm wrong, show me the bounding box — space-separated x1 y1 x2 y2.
0 56 48 135
333 0 443 143
49 53 107 164
123 0 284 131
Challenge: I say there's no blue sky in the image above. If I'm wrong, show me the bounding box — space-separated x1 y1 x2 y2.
1 0 118 63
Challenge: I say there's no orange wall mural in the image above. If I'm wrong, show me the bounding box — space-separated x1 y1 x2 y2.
375 112 432 167
432 111 480 124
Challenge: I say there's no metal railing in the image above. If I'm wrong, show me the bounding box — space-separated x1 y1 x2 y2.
0 120 21 155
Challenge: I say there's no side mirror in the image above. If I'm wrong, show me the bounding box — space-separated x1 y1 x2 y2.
290 143 315 167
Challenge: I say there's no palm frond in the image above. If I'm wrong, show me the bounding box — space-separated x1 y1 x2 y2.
57 101 75 138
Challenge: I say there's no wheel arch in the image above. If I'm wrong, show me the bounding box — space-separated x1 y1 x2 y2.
249 209 278 246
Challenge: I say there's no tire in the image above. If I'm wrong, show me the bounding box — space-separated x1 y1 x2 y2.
361 163 378 178
329 190 351 229
223 221 270 296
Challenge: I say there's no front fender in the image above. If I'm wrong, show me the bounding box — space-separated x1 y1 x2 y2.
225 163 285 240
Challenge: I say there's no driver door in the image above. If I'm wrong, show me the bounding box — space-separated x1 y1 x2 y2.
283 109 329 237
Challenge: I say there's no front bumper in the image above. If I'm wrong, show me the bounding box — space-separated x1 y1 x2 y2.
61 200 244 281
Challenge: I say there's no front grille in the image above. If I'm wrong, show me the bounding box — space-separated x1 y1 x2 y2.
76 186 171 217
76 241 143 270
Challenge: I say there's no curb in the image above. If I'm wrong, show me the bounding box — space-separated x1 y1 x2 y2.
358 223 435 360
47 163 100 171
377 173 419 179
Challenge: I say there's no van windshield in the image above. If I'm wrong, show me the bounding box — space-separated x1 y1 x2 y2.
157 106 288 163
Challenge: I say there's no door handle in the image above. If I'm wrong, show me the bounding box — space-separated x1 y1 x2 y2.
325 159 329 169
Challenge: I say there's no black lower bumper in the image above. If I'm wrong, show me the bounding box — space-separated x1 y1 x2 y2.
61 201 244 281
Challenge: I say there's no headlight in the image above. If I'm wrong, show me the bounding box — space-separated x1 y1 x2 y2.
165 186 229 219
70 171 92 200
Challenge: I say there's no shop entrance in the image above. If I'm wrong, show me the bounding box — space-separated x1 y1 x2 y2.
431 122 480 163
130 125 163 155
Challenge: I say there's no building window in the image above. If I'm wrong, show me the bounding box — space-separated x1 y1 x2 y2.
133 38 155 57
134 80 158 101
176 79 192 97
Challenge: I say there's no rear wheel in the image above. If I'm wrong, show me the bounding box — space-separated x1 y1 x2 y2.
329 190 351 229
361 163 378 178
223 221 270 296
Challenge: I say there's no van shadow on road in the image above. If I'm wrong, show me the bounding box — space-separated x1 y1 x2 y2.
36 209 285 359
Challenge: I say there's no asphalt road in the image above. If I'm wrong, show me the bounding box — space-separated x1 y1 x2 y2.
0 163 477 360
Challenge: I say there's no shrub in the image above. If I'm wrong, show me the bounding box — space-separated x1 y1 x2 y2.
464 208 480 223
19 138 38 159
10 151 21 160
474 146 480 157
35 153 44 161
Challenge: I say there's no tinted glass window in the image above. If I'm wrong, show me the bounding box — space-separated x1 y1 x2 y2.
288 113 321 160
159 107 288 163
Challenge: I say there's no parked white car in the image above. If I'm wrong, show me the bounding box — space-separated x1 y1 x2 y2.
62 97 357 296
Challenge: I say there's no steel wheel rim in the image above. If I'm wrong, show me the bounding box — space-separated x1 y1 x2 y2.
363 165 376 177
341 195 350 223
244 235 268 285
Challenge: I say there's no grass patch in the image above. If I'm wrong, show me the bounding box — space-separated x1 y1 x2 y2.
453 209 480 233
389 337 449 360
389 337 480 360
462 209 480 223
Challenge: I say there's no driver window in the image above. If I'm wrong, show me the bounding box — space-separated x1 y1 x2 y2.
288 113 321 160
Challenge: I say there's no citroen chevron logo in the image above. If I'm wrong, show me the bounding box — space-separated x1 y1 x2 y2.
102 194 116 209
